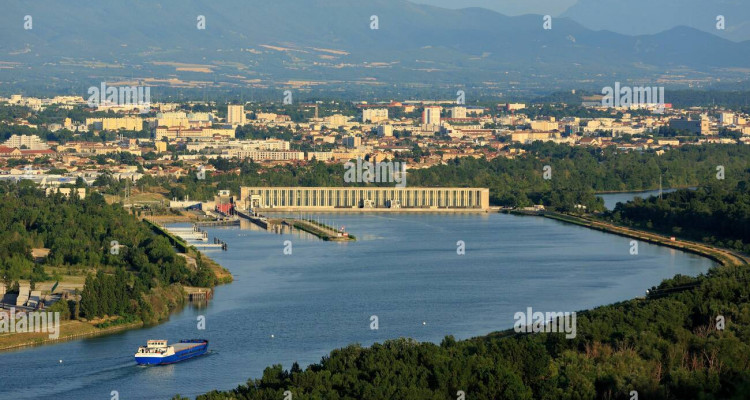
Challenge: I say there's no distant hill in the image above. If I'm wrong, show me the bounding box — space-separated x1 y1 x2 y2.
412 0 577 17
1 0 749 95
562 0 750 42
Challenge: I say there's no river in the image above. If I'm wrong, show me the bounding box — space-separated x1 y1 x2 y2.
0 212 715 400
598 188 696 210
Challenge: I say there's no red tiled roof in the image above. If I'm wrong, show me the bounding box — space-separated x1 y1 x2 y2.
21 149 55 155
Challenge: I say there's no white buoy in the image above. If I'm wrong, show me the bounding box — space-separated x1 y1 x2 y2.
270 334 275 338
59 360 62 363
422 321 426 325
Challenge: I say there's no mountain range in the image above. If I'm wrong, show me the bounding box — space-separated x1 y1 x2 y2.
562 0 750 42
1 0 749 97
416 0 750 42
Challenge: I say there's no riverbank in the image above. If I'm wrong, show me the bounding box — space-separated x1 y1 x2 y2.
143 213 200 223
189 260 750 400
0 219 234 353
200 252 233 284
184 211 750 400
593 185 697 195
0 282 189 352
536 211 748 267
144 218 233 284
0 319 143 352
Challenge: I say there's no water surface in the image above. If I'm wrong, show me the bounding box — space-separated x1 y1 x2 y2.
598 188 681 210
0 213 714 400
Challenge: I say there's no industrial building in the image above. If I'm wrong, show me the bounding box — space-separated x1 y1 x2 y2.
239 186 490 211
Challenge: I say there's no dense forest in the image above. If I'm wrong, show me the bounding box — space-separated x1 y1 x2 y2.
161 144 750 213
183 263 750 400
605 179 750 253
0 182 215 322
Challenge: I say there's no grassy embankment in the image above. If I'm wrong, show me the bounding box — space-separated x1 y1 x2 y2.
143 218 233 284
288 218 356 241
538 211 748 267
0 320 142 351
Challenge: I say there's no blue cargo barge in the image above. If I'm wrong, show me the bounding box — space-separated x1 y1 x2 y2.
134 339 208 365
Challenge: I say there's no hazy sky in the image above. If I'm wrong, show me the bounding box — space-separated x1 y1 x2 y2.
411 0 578 16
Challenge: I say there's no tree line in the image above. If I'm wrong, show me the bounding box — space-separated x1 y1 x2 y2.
158 143 750 213
0 181 216 322
184 263 750 400
605 178 750 253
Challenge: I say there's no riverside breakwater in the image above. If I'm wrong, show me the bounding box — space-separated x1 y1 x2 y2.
236 210 355 241
541 212 748 267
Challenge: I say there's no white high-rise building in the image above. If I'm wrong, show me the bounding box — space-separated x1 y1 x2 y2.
227 105 247 126
423 106 441 126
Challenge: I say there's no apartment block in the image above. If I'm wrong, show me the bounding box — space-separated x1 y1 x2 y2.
362 108 389 123
227 105 247 126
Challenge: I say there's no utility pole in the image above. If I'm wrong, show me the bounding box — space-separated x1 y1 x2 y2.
659 174 663 200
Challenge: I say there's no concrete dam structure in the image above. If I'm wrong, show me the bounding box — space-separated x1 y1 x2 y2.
238 187 490 211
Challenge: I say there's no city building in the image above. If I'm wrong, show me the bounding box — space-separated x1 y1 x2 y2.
669 117 710 135
423 106 441 126
362 108 389 123
307 151 334 161
451 106 467 119
86 117 144 131
376 125 393 137
188 112 215 122
226 150 304 161
45 187 87 199
4 134 49 150
343 136 362 148
154 112 189 129
719 112 734 125
326 114 349 127
530 120 558 131
227 105 247 126
256 112 278 122
505 103 526 112
511 131 554 143
56 142 140 156
155 127 236 140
